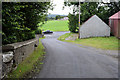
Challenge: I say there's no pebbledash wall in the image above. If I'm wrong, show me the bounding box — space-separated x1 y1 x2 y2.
2 34 43 78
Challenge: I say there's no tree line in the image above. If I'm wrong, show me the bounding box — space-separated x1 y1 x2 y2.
2 2 52 45
46 15 67 21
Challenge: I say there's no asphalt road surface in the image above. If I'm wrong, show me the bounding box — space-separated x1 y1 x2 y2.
36 31 118 78
0 54 2 79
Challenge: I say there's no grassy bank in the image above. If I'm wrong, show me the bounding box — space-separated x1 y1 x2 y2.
38 20 69 31
58 33 72 41
8 37 45 78
58 33 118 50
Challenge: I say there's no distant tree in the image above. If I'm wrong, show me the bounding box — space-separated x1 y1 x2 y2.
55 15 61 20
49 17 55 20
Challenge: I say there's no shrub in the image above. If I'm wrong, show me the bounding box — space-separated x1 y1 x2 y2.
35 29 42 34
68 13 79 33
2 32 17 45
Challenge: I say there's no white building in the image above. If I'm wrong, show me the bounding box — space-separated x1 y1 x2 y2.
60 17 68 20
79 15 110 38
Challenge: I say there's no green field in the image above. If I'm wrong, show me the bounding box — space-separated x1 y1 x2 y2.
38 20 69 31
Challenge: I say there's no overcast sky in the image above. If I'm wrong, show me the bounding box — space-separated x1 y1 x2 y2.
48 0 73 15
48 0 113 15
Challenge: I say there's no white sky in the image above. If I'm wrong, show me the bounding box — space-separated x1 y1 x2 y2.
48 0 73 15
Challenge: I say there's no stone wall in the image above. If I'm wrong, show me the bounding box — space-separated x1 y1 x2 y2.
2 34 43 78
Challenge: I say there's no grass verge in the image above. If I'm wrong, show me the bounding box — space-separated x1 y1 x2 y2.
58 33 118 50
57 33 72 41
7 37 45 78
38 20 69 31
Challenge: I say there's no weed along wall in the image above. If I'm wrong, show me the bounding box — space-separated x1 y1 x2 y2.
2 34 43 78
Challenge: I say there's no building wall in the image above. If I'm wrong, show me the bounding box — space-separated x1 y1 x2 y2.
118 20 120 38
80 15 110 38
109 19 120 38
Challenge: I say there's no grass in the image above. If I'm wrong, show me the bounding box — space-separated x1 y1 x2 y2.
38 20 69 31
58 33 72 41
58 33 118 50
7 37 45 78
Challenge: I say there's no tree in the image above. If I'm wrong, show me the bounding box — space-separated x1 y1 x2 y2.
68 13 79 33
2 2 52 45
64 1 120 33
55 15 61 20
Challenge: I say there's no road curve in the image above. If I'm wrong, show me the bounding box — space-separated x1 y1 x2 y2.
36 32 118 78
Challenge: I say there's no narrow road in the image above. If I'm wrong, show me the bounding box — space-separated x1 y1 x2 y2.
36 32 118 78
0 54 2 79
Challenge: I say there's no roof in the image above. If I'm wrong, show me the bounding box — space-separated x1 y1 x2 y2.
82 15 108 26
84 15 94 23
81 15 109 27
109 11 120 19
